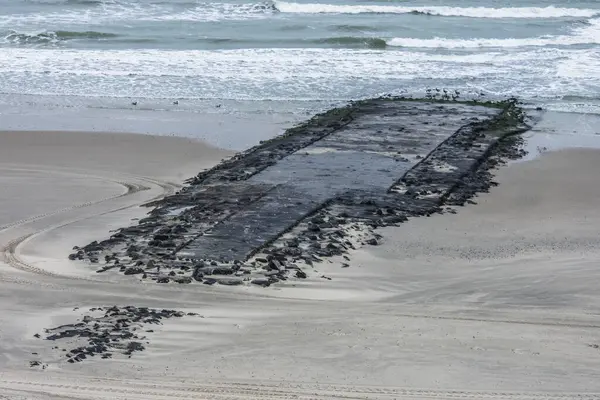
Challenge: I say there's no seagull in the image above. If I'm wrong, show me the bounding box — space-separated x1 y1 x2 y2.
131 101 138 106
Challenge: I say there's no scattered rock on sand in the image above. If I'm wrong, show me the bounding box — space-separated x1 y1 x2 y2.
251 278 271 287
124 266 144 275
32 306 200 363
217 278 243 286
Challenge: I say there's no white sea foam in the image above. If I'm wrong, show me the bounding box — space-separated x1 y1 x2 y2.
0 47 596 103
4 1 595 26
557 48 600 78
386 35 594 48
388 18 600 48
274 2 599 19
0 1 273 26
147 3 274 21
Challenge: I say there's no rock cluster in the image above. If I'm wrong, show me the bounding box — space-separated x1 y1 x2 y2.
31 306 199 365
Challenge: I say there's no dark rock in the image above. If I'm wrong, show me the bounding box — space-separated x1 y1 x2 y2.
83 241 103 252
213 266 234 275
295 270 307 279
366 238 379 246
251 278 271 287
156 276 170 283
124 341 145 355
268 259 283 271
308 224 321 232
203 278 217 285
124 267 144 275
192 267 204 281
217 278 243 286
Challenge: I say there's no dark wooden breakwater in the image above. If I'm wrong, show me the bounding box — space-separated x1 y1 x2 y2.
70 97 530 286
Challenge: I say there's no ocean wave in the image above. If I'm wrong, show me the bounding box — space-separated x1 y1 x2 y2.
27 0 109 4
314 36 387 48
1 30 118 45
0 47 597 104
387 35 595 48
64 0 111 4
0 2 276 25
389 18 600 48
147 2 276 21
332 24 381 33
194 35 387 49
273 2 599 19
562 95 600 101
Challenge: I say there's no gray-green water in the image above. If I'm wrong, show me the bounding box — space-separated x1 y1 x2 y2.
0 0 599 142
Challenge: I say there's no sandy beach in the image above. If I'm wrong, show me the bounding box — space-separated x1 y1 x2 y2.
1 126 600 399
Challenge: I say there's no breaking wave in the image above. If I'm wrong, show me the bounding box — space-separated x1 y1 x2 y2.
387 35 596 48
0 2 277 25
273 2 599 19
389 18 600 48
27 0 109 4
314 36 387 48
2 30 119 45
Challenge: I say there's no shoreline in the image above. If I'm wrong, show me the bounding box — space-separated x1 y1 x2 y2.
0 99 303 151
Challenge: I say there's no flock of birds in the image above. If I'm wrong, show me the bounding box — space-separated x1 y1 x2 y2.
129 89 481 108
425 88 465 101
130 100 222 108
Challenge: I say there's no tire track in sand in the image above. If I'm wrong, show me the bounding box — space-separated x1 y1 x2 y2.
0 165 179 283
2 379 599 400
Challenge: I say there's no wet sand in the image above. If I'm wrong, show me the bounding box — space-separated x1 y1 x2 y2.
1 126 600 399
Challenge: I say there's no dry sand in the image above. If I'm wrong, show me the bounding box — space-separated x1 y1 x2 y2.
1 130 600 399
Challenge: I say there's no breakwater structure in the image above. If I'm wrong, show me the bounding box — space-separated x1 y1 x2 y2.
70 96 531 286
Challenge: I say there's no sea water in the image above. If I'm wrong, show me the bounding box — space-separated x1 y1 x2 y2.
0 0 598 147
